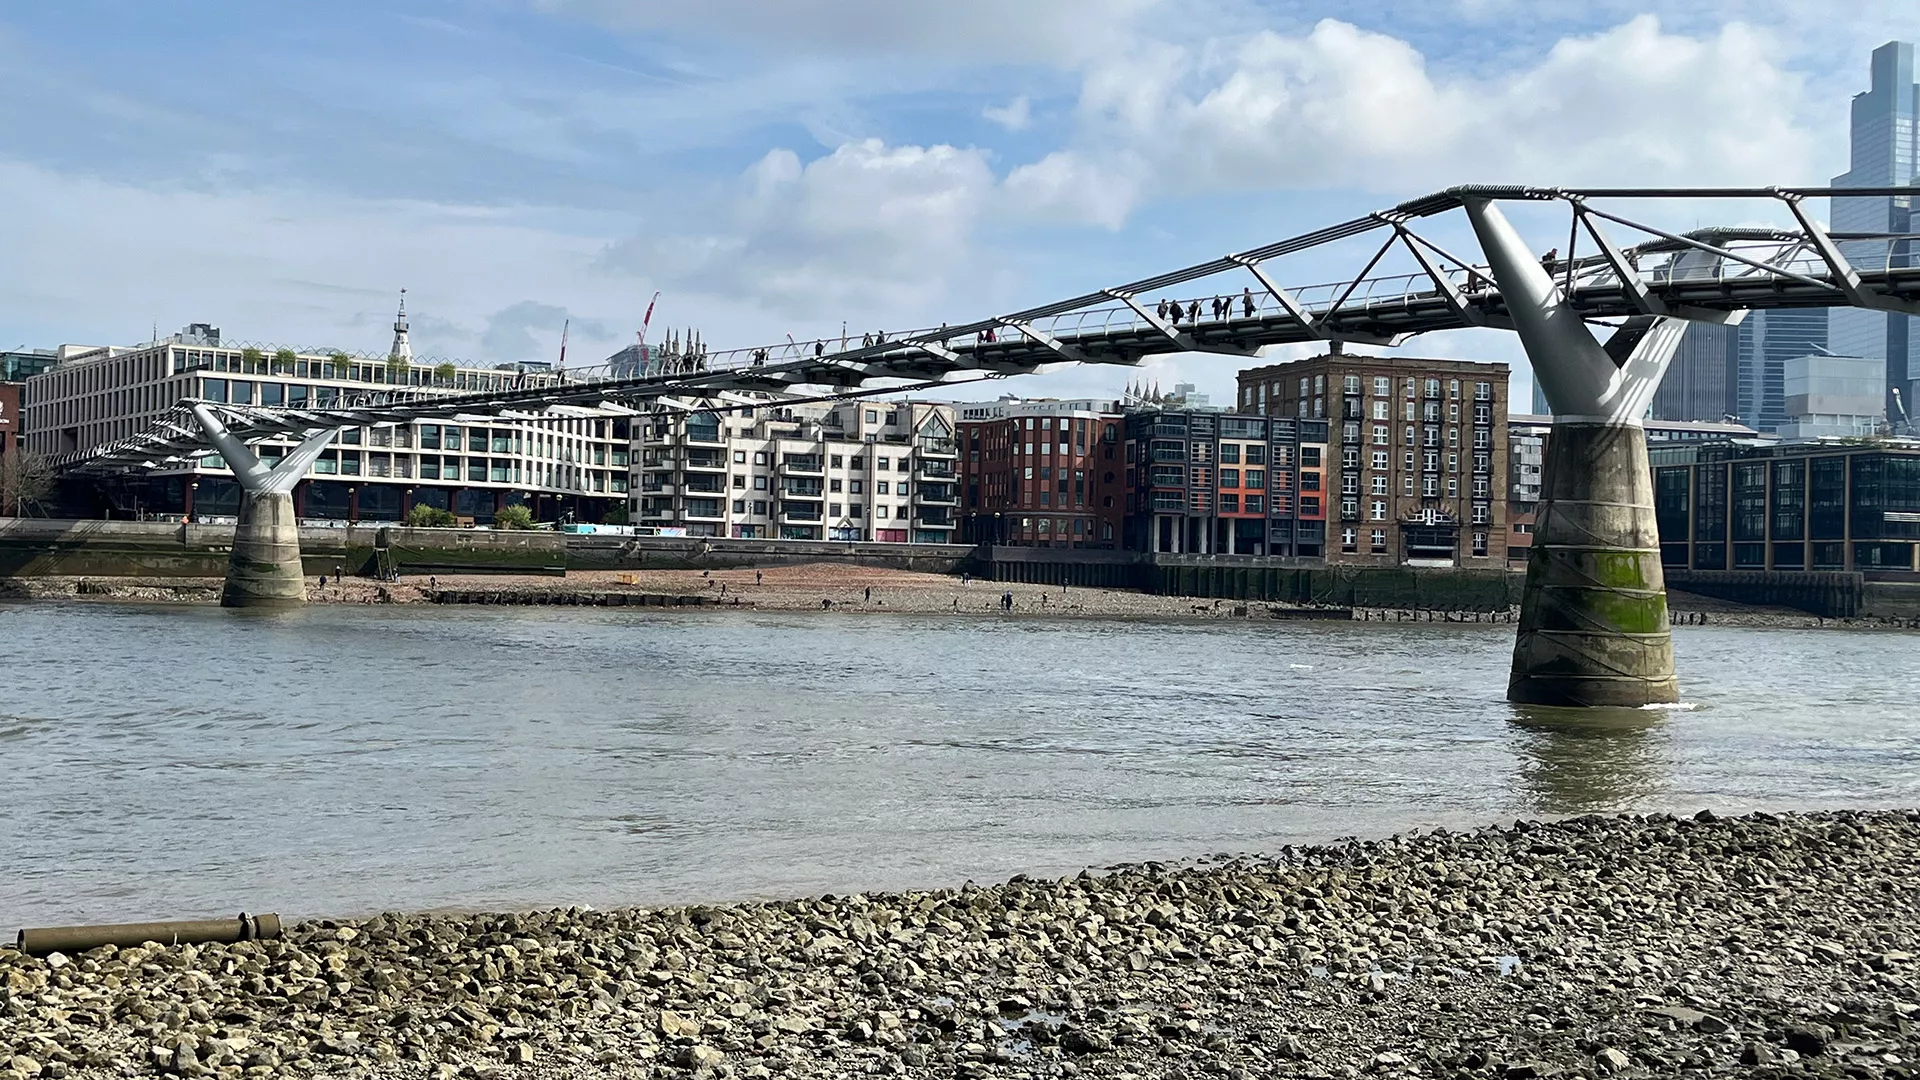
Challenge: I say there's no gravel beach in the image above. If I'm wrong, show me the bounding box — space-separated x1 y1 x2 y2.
6 564 1886 629
4 810 1917 1080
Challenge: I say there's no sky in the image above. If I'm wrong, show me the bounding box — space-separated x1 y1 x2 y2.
0 0 1913 406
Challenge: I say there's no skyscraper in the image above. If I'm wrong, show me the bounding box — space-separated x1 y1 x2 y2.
1738 308 1829 432
1830 40 1917 419
1651 321 1740 423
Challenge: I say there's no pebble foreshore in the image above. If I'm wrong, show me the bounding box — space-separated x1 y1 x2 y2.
4 810 1919 1080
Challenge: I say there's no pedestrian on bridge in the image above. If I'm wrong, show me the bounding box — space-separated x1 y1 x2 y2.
1166 302 1181 325
1242 288 1255 317
1156 299 1169 321
1187 299 1201 322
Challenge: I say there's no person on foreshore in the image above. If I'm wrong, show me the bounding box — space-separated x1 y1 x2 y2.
319 574 327 590
822 598 831 610
864 586 872 603
755 570 763 586
1001 590 1012 612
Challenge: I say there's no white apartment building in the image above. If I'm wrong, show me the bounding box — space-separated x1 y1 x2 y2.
24 321 630 524
634 396 959 542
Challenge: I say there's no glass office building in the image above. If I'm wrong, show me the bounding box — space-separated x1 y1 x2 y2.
1830 40 1918 419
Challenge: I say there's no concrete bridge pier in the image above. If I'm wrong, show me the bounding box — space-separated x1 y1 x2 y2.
1463 199 1695 707
189 405 338 608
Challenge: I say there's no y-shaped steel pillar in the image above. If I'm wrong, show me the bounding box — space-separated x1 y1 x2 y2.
190 405 339 608
1464 200 1688 707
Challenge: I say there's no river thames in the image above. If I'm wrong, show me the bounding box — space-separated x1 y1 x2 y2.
2 601 1915 926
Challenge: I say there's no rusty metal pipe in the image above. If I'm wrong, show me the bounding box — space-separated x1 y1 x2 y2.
14 913 282 956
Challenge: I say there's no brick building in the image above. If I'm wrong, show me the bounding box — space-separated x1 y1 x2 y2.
957 398 1125 547
1237 353 1510 567
1121 409 1329 556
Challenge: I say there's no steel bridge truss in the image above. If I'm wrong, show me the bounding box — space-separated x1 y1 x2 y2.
66 185 1920 474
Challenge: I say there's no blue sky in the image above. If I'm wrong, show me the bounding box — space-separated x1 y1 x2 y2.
0 0 1912 404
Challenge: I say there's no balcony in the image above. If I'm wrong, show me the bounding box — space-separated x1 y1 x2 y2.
780 455 824 474
683 476 726 495
915 460 957 480
918 437 958 458
780 503 823 522
916 486 957 506
782 481 824 499
684 452 727 471
917 512 955 528
638 481 677 496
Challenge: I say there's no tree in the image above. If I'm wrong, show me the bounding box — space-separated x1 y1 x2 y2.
240 346 264 372
434 362 458 386
386 354 412 384
602 505 630 525
407 503 457 528
0 446 53 517
327 352 352 379
494 504 536 530
272 348 297 375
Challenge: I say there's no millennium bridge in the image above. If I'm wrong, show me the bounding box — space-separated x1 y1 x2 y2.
59 185 1920 708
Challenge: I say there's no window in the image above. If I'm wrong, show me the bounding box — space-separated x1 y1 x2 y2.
1472 503 1491 524
1371 476 1388 495
1449 403 1459 422
877 506 889 518
1475 381 1492 400
1423 476 1439 497
1246 469 1265 489
1341 528 1358 552
1301 472 1320 490
1343 375 1361 394
1373 376 1390 397
1448 478 1459 497
1370 529 1386 552
734 475 746 489
1344 421 1361 443
734 450 747 463
1314 374 1325 393
876 481 889 495
733 499 746 513
1372 425 1389 445
1301 447 1321 467
1245 494 1264 514
1301 497 1321 515
849 503 863 518
1221 494 1239 513
878 457 890 469
830 454 843 468
753 500 769 515
1424 401 1440 423
829 503 842 516
1403 378 1416 399
1341 474 1359 495
1449 379 1461 398
850 456 864 469
829 478 843 492
1220 444 1240 464
754 476 767 490
1245 445 1266 465
898 458 910 472
1370 500 1386 521
1371 451 1388 470
1221 468 1240 487
1473 531 1489 556
1298 377 1310 396
1424 378 1440 399
866 410 878 423
1342 447 1360 468
753 451 767 465
851 480 863 494
1372 400 1389 420
1341 497 1359 519
1403 476 1414 496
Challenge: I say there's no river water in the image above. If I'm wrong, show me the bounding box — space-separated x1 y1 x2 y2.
2 602 1916 926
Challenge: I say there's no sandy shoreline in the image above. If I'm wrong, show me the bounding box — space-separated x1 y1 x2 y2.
2 810 1916 1079
2 563 1899 630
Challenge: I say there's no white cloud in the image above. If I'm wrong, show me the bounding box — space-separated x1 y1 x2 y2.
983 96 1033 132
1006 16 1823 225
605 138 1001 323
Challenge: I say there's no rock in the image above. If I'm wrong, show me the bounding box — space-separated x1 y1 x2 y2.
678 1044 725 1072
659 1010 703 1039
1785 1025 1830 1056
1740 1041 1774 1065
1594 1047 1630 1073
1059 1028 1112 1055
5 1058 40 1079
508 1042 535 1065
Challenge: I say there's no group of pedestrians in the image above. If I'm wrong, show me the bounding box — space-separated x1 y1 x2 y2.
1156 288 1260 325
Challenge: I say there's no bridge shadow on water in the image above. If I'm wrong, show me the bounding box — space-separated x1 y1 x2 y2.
1505 705 1675 816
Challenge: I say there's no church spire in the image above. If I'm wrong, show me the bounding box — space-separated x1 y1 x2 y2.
389 288 412 362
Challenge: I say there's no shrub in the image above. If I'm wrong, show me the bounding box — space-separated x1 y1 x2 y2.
494 504 536 530
407 503 457 528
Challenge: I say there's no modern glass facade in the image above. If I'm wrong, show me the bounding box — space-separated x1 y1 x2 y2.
1736 309 1828 432
1652 443 1920 573
1830 40 1918 420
